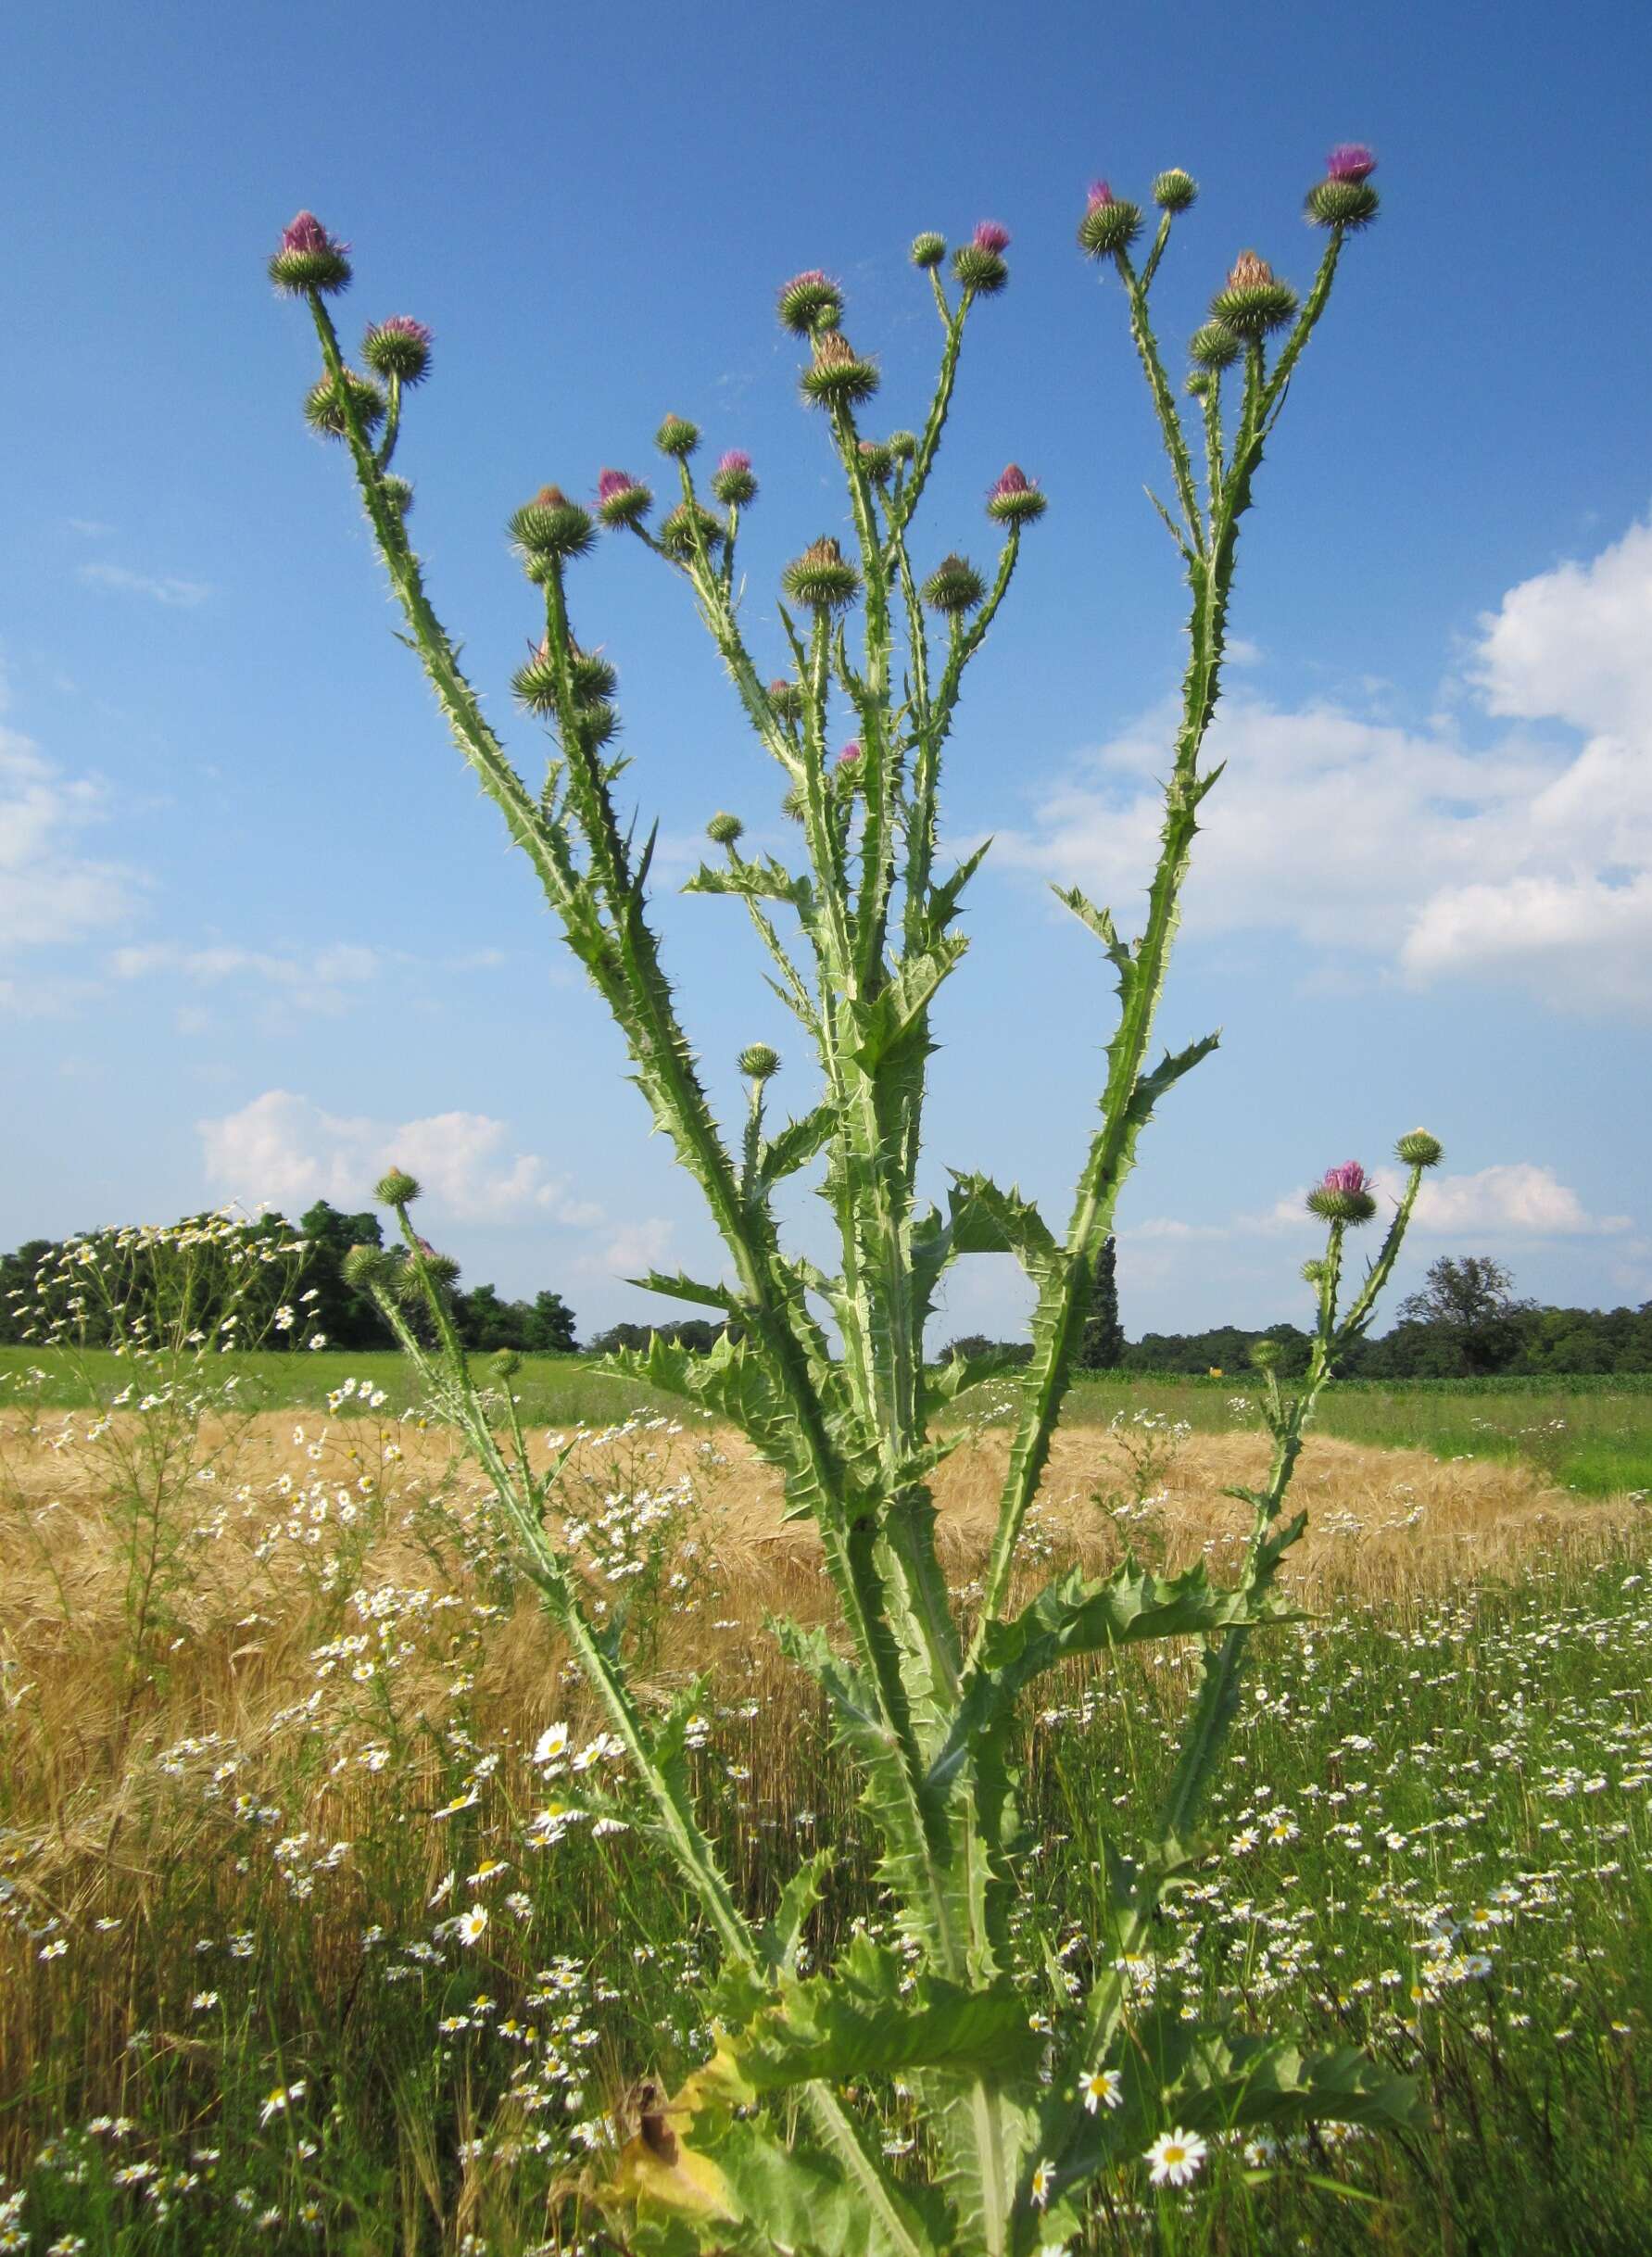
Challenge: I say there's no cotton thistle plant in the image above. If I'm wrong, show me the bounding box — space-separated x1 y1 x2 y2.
271 145 1431 2256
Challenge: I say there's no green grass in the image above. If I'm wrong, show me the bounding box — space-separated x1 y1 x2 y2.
10 1539 1652 2252
6 1347 1648 1495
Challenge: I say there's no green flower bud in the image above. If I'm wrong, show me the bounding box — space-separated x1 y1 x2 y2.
654 412 700 458
362 315 433 385
1153 168 1199 213
1301 1258 1327 1286
1305 179 1381 232
1078 183 1142 258
380 474 414 516
780 785 806 823
343 1243 397 1289
800 331 880 410
491 1348 523 1380
1248 1338 1283 1370
1395 1128 1444 1169
767 678 804 725
857 439 895 485
706 811 744 846
303 367 386 441
921 553 988 615
781 536 861 612
659 498 725 560
738 1043 779 1080
510 485 596 563
910 232 946 270
1185 371 1213 399
776 270 843 335
1189 320 1241 371
952 243 1008 296
375 1168 421 1206
887 430 919 463
1209 252 1298 340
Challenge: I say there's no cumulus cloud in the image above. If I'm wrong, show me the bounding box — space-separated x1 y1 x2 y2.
0 726 138 959
1000 512 1652 1013
1125 1163 1629 1249
112 940 385 1010
198 1091 603 1226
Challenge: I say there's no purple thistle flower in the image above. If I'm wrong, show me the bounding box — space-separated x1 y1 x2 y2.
717 450 752 477
836 740 863 765
1320 1161 1368 1196
375 313 431 348
973 221 1011 255
598 468 640 504
990 464 1031 500
1325 144 1377 183
1087 180 1117 210
281 209 345 257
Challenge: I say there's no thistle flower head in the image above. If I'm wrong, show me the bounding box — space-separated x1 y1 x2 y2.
654 412 700 459
270 209 352 295
857 438 895 484
343 1243 397 1289
738 1043 780 1080
1189 320 1241 372
706 811 744 846
1078 179 1142 258
987 463 1047 524
1153 168 1199 213
380 474 414 516
973 221 1012 254
910 231 946 270
1306 1160 1378 1225
711 449 759 506
768 678 804 725
303 367 385 441
659 498 725 560
375 1167 421 1207
596 467 653 527
1326 143 1377 183
363 314 432 385
782 536 861 612
952 226 1010 295
921 552 988 614
1210 251 1298 338
801 330 880 409
1305 166 1381 230
888 429 919 462
836 740 863 766
1395 1128 1444 1168
776 269 843 335
510 485 597 564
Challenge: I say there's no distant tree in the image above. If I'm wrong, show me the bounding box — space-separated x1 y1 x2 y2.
586 1317 737 1356
1395 1255 1532 1375
937 1334 1034 1369
522 1290 578 1354
296 1200 397 1350
1078 1237 1124 1369
0 1240 55 1343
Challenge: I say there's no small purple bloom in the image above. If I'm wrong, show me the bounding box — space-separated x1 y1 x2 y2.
973 221 1011 255
836 739 863 766
1087 180 1117 210
990 463 1032 500
786 268 831 290
717 450 752 477
281 209 345 257
1325 144 1377 183
375 313 432 347
1320 1161 1368 1196
598 468 640 503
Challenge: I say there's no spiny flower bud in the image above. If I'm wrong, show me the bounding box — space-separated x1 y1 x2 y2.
738 1043 780 1080
711 450 758 506
1305 176 1381 231
511 639 618 715
1185 370 1213 400
659 498 725 560
953 220 1010 295
987 463 1047 525
1326 143 1378 183
491 1348 523 1380
407 1240 461 1291
1395 1128 1444 1169
1306 1160 1378 1226
857 438 894 485
782 536 861 612
767 678 804 724
706 811 744 847
343 1243 397 1289
1249 1338 1283 1370
304 367 385 440
888 429 919 462
375 1167 421 1206
1153 168 1198 213
922 553 987 614
381 474 414 516
510 485 596 565
269 209 351 296
654 412 700 459
780 784 806 823
1078 180 1142 258
801 330 880 409
910 232 946 270
776 269 843 335
1210 251 1298 339
596 467 653 528
363 315 432 385
1189 320 1242 371
1301 1256 1328 1285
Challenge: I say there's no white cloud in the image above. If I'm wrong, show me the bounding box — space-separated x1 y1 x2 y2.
584 1217 677 1280
1125 1163 1629 1249
198 1091 603 1226
112 940 385 1013
1000 512 1652 1013
0 727 139 957
79 561 209 608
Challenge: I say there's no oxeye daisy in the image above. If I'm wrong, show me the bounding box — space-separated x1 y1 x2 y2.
1081 2064 1123 2113
1144 2126 1206 2187
456 1905 489 1947
1029 2157 1055 2209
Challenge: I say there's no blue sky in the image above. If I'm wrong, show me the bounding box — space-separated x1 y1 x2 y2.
6 0 1650 1343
